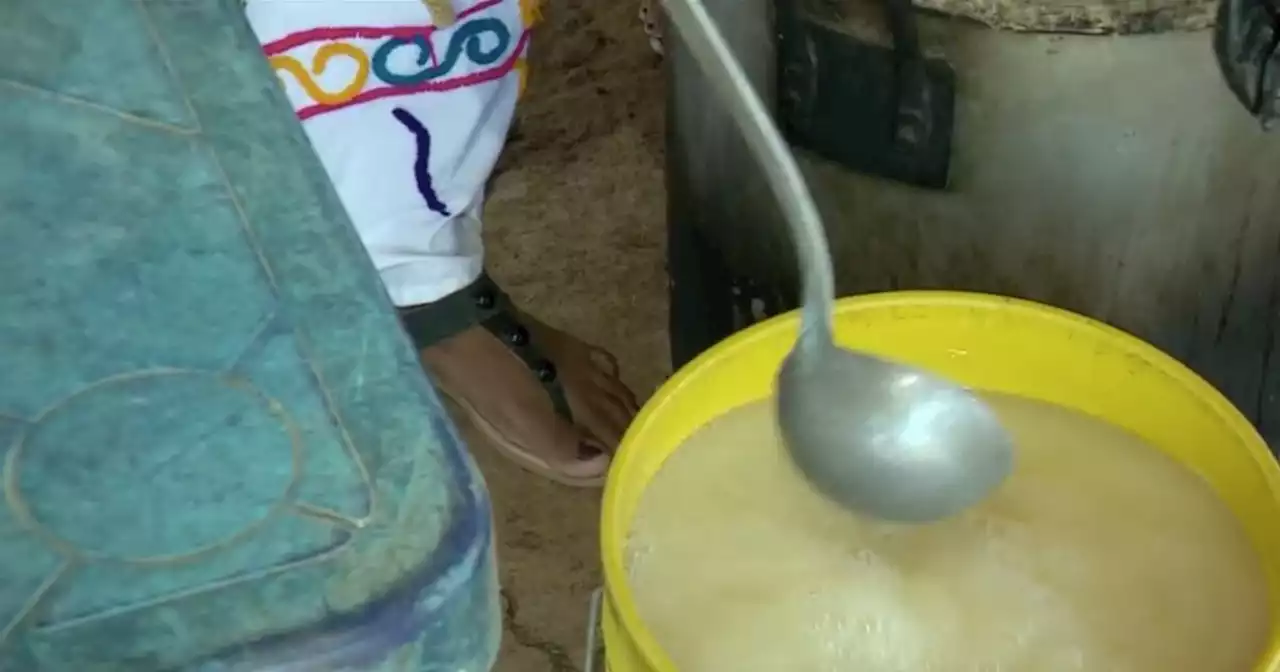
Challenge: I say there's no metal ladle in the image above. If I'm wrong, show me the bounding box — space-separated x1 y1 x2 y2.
660 0 1015 522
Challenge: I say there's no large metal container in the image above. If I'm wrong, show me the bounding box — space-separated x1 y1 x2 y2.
665 0 1280 447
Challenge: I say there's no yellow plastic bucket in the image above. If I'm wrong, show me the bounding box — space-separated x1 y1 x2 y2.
599 292 1280 671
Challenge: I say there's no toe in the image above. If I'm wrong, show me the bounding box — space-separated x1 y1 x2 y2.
590 360 639 404
574 374 639 450
587 346 622 378
559 438 612 480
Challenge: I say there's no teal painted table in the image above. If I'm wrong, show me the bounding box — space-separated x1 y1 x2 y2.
0 1 499 669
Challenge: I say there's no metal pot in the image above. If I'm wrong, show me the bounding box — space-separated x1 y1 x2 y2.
665 0 1280 447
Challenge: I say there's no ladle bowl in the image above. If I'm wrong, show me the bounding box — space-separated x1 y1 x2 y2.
778 339 1014 522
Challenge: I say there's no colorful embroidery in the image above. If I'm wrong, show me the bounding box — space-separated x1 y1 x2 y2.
260 0 531 120
391 108 451 216
268 43 370 106
371 18 511 86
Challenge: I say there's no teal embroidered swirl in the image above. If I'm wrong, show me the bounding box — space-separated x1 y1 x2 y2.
372 18 512 86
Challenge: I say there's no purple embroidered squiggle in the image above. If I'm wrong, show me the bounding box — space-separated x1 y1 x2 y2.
391 107 451 217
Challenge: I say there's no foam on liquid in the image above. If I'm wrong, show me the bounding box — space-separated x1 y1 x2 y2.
626 394 1269 671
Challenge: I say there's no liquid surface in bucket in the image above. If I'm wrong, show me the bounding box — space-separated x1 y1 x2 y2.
625 394 1270 671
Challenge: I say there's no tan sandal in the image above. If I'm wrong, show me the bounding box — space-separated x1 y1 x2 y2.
447 392 608 487
399 273 610 487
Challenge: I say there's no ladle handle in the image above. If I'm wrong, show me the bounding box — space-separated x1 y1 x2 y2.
660 0 836 346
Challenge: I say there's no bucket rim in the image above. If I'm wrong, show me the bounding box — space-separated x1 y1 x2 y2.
600 289 1280 671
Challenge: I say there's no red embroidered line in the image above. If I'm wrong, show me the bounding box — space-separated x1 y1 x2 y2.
294 30 530 121
261 0 507 56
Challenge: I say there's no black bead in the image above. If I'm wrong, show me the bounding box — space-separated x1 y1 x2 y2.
507 325 530 346
475 290 495 309
535 361 557 383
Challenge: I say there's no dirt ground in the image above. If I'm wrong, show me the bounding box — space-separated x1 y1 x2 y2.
467 0 669 669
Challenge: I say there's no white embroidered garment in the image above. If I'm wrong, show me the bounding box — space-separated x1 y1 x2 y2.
247 0 533 306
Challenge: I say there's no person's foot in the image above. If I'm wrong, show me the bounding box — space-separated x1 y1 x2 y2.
422 312 639 486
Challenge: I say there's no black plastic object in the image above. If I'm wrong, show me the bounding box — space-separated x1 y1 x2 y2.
1215 0 1280 127
666 197 744 368
776 0 956 189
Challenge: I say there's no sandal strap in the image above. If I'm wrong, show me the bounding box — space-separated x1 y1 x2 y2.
399 273 574 422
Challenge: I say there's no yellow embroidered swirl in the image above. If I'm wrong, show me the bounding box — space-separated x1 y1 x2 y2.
269 43 371 105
